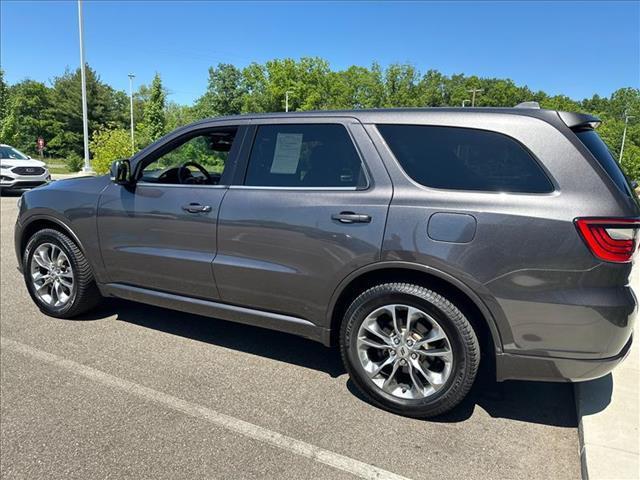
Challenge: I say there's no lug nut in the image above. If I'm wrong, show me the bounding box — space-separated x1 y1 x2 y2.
400 359 406 366
393 338 400 345
407 339 414 347
411 353 418 359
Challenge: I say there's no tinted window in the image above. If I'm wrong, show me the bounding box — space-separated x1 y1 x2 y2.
575 129 633 196
377 124 553 193
245 124 367 188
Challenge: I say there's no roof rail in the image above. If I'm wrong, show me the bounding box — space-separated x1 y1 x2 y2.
514 101 541 109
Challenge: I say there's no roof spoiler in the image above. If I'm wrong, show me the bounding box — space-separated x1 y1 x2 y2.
513 101 601 129
557 111 601 129
514 101 541 109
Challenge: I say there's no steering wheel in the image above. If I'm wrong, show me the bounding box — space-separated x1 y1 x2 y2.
178 161 212 185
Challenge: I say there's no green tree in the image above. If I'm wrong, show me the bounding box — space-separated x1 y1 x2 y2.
90 126 131 174
0 80 54 154
47 66 128 158
383 63 420 107
195 64 245 118
0 69 8 126
139 73 166 143
165 102 196 131
328 64 384 109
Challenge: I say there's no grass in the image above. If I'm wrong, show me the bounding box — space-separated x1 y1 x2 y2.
42 158 73 175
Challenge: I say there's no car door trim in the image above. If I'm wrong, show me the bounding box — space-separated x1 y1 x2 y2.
101 282 327 343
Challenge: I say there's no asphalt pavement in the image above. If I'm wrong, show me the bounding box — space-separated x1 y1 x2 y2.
0 194 580 480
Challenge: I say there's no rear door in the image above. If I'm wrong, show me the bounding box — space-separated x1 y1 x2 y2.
213 118 392 325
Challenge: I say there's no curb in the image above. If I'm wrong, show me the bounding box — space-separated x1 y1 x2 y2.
574 268 639 480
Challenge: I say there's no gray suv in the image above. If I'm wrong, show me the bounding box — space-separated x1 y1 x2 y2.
14 105 637 418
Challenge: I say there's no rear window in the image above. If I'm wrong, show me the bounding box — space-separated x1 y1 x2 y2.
377 124 553 193
575 129 634 196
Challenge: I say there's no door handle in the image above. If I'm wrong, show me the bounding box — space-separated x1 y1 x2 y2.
182 203 212 213
331 212 372 224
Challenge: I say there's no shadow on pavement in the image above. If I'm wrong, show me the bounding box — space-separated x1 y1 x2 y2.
79 298 580 428
575 374 614 416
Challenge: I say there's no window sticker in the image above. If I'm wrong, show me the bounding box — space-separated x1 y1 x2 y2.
271 133 303 174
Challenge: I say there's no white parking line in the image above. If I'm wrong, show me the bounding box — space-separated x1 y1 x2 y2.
1 337 412 480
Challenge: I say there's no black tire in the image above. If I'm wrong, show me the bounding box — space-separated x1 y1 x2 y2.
340 283 480 418
22 228 102 318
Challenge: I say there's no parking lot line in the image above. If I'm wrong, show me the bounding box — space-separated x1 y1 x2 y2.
1 336 411 480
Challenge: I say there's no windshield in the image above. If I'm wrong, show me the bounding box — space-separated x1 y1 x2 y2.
0 146 29 160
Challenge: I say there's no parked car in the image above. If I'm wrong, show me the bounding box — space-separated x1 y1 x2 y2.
0 144 50 192
14 105 637 418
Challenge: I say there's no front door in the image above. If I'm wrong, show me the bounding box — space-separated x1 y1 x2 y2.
214 120 392 325
97 125 244 300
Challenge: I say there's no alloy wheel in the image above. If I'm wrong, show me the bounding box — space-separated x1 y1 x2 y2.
29 243 75 307
356 304 453 400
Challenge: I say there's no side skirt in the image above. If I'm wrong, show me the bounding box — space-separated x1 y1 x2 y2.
100 283 330 345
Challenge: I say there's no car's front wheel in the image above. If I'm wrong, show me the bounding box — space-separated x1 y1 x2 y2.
22 228 102 318
340 283 480 418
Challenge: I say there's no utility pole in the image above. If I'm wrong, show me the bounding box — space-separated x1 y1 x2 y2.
462 99 471 107
77 0 92 173
619 109 635 162
128 73 136 155
285 90 293 112
467 88 484 107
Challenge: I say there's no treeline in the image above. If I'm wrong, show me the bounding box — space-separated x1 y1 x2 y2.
0 58 639 177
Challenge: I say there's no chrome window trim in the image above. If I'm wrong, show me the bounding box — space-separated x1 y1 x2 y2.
242 122 371 191
229 185 359 191
136 182 228 190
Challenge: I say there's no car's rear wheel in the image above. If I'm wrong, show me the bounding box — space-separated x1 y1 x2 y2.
340 283 480 418
23 228 101 318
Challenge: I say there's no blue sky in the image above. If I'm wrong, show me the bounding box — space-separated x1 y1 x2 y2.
1 1 638 105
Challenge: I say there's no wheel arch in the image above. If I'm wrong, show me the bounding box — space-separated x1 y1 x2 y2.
18 215 88 266
327 262 504 357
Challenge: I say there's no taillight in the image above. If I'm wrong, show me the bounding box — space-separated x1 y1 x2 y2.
575 218 640 263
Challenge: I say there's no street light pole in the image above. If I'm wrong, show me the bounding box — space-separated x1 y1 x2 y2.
77 0 92 173
285 90 292 112
619 109 635 162
128 73 135 155
467 88 484 107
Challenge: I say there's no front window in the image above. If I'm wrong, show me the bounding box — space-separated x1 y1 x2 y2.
139 128 237 185
0 146 29 160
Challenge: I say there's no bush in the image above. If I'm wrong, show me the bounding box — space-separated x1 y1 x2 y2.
64 152 84 172
90 127 131 175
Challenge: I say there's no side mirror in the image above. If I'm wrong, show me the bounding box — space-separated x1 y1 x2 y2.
110 159 132 185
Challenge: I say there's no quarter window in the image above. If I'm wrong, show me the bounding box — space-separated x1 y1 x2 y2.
244 124 367 188
377 124 553 193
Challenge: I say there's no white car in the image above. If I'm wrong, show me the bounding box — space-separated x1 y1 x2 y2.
0 144 50 192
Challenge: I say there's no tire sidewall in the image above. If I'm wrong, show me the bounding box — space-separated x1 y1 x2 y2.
23 230 80 317
342 286 472 413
